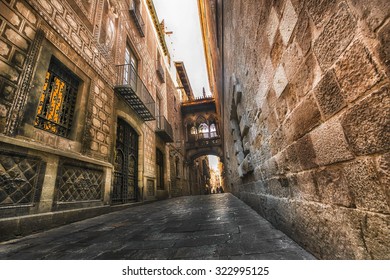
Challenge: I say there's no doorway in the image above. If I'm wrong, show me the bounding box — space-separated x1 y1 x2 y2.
113 118 138 203
156 148 164 190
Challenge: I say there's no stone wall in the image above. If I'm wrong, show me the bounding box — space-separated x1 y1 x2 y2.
221 0 389 259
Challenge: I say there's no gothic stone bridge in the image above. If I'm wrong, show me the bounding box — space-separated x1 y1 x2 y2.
181 97 223 163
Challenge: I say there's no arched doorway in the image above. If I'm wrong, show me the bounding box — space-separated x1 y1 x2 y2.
113 118 139 203
189 154 224 195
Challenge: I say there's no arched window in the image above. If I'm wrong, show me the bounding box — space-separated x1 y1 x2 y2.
210 123 217 138
190 126 197 135
198 123 209 139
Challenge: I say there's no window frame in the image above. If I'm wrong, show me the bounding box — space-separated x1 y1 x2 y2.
156 148 164 190
34 56 80 138
198 123 209 139
124 43 138 87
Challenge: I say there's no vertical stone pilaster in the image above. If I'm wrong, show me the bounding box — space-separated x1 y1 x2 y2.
37 154 59 213
5 28 45 136
103 166 112 204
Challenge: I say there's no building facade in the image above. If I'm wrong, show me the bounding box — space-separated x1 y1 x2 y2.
189 155 211 195
0 0 182 240
199 0 390 259
166 62 190 197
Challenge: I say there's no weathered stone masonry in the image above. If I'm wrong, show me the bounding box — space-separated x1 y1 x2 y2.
218 0 389 259
0 0 121 228
0 0 182 240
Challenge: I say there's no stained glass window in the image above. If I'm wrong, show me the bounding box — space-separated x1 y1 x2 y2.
35 57 79 137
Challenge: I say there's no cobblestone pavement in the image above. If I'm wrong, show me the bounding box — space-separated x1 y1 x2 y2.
0 194 315 260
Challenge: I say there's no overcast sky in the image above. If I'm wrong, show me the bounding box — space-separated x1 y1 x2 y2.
153 0 211 97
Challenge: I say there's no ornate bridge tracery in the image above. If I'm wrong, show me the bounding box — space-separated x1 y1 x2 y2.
181 97 223 163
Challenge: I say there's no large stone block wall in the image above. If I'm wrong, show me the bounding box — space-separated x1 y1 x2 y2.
222 0 390 259
0 0 40 134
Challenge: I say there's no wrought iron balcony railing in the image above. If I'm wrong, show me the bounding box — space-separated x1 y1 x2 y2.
156 62 165 82
156 116 174 142
114 64 155 121
129 0 145 37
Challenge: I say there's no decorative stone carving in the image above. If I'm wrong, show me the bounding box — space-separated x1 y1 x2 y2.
56 161 104 202
97 0 119 54
5 29 44 136
0 150 45 207
26 0 116 86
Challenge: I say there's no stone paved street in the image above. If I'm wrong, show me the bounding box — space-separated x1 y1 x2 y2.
0 194 315 260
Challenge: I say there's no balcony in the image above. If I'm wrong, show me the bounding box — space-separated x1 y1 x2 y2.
156 116 174 142
129 0 145 37
156 62 165 83
114 64 155 121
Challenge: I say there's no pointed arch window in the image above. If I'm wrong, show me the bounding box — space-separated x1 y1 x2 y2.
190 125 198 135
198 123 209 139
210 123 217 138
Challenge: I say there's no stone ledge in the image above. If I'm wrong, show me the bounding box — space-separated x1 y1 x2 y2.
0 135 113 168
0 201 156 242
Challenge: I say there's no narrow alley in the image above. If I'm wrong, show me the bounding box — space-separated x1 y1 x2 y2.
0 0 389 262
0 194 314 260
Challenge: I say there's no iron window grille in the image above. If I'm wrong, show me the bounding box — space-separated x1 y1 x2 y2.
34 57 80 138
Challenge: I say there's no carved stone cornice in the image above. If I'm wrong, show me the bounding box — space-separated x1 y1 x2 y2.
146 0 169 59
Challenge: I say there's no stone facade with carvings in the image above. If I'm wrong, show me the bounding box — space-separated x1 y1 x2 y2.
200 0 390 259
0 0 180 238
